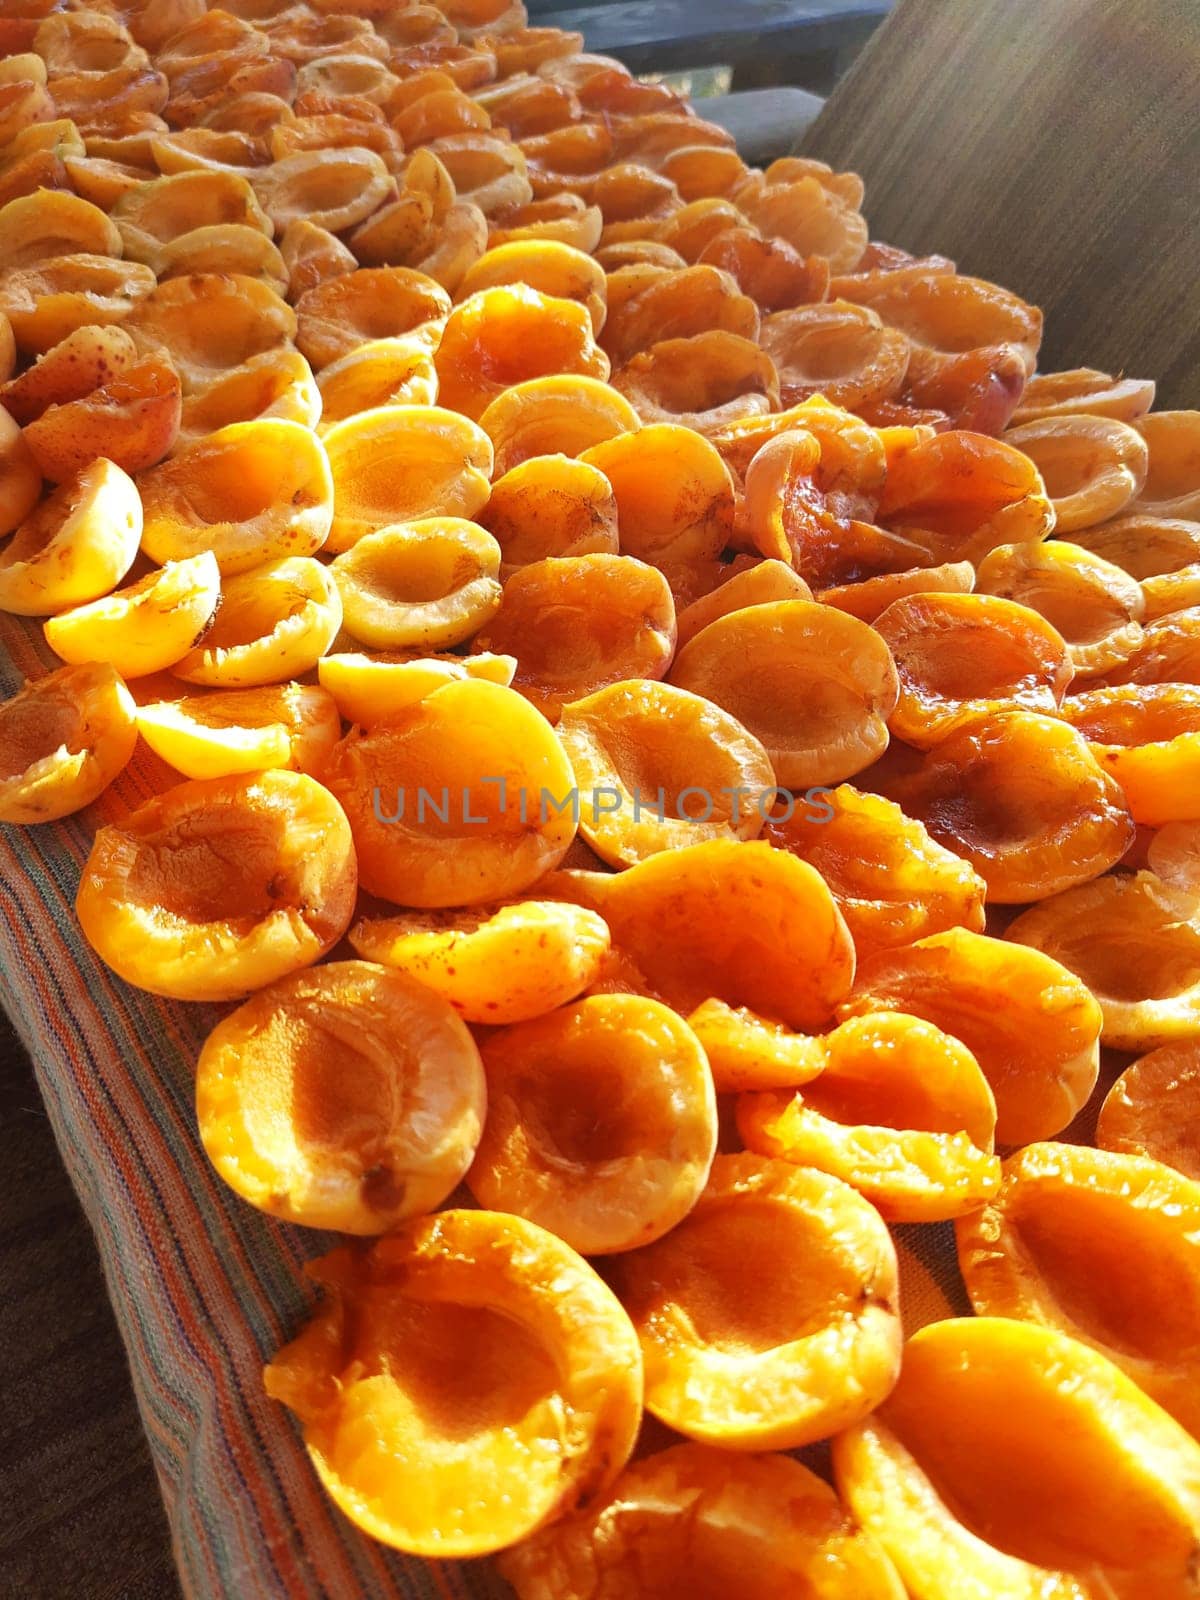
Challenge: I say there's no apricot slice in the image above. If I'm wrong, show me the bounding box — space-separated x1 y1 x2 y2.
1003 414 1149 532
669 600 899 788
323 677 577 907
609 1152 900 1449
175 348 321 447
126 273 295 394
136 683 341 780
1134 410 1200 519
765 783 987 960
24 352 181 482
0 402 41 537
1098 1041 1200 1179
457 239 606 333
581 423 735 573
171 556 341 688
323 405 493 553
0 662 137 824
0 458 142 617
479 374 640 476
613 331 779 434
957 1142 1200 1436
44 551 219 678
0 254 157 357
294 266 450 370
873 590 1072 747
872 709 1134 902
556 680 774 866
834 1317 1200 1600
470 553 675 721
1006 871 1200 1051
317 650 516 724
1059 683 1200 826
315 337 438 425
196 961 484 1233
76 768 356 1001
739 1012 1000 1222
842 927 1101 1144
351 898 609 1024
331 518 502 650
263 1213 642 1556
479 454 619 574
1011 366 1156 425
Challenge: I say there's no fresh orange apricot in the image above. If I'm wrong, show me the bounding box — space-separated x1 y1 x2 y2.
43 551 220 678
136 683 341 780
248 147 391 235
684 998 825 1092
479 374 640 476
841 927 1101 1144
0 254 157 357
331 518 502 650
0 325 137 426
1059 683 1200 826
77 768 356 1000
1134 410 1200 519
279 216 357 300
0 662 137 824
609 1152 900 1449
819 559 976 622
315 336 438 424
1011 366 1156 425
479 453 619 574
171 556 341 688
1003 414 1149 532
873 590 1072 747
674 558 813 647
698 223 830 313
581 423 735 573
760 300 909 410
739 1012 1000 1222
1098 1041 1200 1179
25 352 181 482
317 650 515 724
765 782 988 960
872 709 1134 902
669 600 899 788
126 273 295 394
468 993 716 1254
958 1142 1200 1435
323 405 493 553
1006 871 1200 1051
600 263 758 366
263 1213 642 1556
175 347 321 446
0 402 41 537
196 961 485 1233
457 239 607 333
834 1317 1200 1600
294 266 450 370
323 677 577 907
470 553 675 721
0 458 142 617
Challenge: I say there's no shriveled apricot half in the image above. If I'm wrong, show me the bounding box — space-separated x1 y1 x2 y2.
197 961 485 1233
0 458 142 617
0 254 156 358
294 265 450 370
819 559 976 623
674 558 813 647
1134 409 1200 520
478 373 640 477
0 662 137 824
171 556 342 688
126 273 296 393
1011 367 1156 425
1004 414 1149 532
175 348 322 448
136 683 341 780
263 1213 642 1555
479 453 620 574
43 551 220 678
609 1152 900 1450
331 518 502 650
1098 1041 1200 1179
457 238 607 333
76 769 356 1001
581 422 735 574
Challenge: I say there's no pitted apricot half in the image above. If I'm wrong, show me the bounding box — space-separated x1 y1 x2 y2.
76 768 356 1001
468 993 717 1254
1099 1042 1200 1179
249 147 391 234
0 190 122 270
760 301 910 410
323 405 493 553
841 926 1101 1144
674 558 813 647
196 961 485 1233
0 324 137 426
612 331 778 435
126 273 295 394
1134 410 1200 519
735 172 868 276
581 423 735 573
500 1441 905 1600
315 337 438 424
684 999 826 1092
0 254 157 357
556 679 774 866
765 783 987 960
470 553 675 721
351 897 609 1024
480 454 619 574
739 1012 1000 1222
836 266 1041 372
609 1152 900 1449
834 1317 1200 1600
0 458 142 617
294 266 451 370
0 662 137 824
0 402 41 537
594 240 687 272
669 600 899 788
25 348 180 481
1004 414 1149 532
331 518 502 650
172 556 342 688
34 10 146 72
323 677 577 907
479 374 640 476
457 239 607 333
873 709 1134 902
1006 871 1200 1051
263 1213 642 1556
154 224 288 296
44 551 220 678
819 559 976 621
139 419 333 573
957 1141 1200 1437
1011 366 1156 425
1101 605 1200 686
1059 683 1200 826
280 217 357 300
136 683 341 780
318 650 515 724
176 348 321 446
112 169 272 265
600 263 759 367
697 224 831 312
873 590 1072 747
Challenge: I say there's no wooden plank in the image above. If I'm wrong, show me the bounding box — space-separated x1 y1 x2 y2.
802 0 1200 406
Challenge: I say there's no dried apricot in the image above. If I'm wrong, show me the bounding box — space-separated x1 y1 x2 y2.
697 223 830 313
314 336 437 423
0 253 157 357
1098 1041 1200 1179
612 331 778 434
1011 366 1156 426
457 238 606 333
581 423 735 574
674 558 813 647
601 263 758 367
294 265 450 370
818 559 975 622
126 273 295 394
760 301 909 411
0 661 137 824
1059 683 1200 825
1004 414 1149 532
0 401 41 536
1134 410 1200 519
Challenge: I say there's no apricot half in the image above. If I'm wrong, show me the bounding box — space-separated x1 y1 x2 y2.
171 556 341 688
0 458 142 617
0 662 137 824
317 650 515 724
479 374 640 476
76 768 356 1001
136 683 341 780
480 454 620 573
43 551 220 677
294 265 450 370
1011 366 1156 425
174 348 322 448
609 1152 900 1449
1098 1041 1200 1179
126 273 296 393
196 961 485 1233
331 518 501 650
1134 410 1200 519
1059 683 1200 826
1003 414 1149 532
263 1213 642 1555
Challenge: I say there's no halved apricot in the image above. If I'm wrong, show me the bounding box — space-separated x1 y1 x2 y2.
1098 1041 1200 1179
760 300 909 410
315 336 438 424
684 998 825 1092
1100 605 1200 685
609 1152 900 1449
470 553 675 721
0 324 137 426
456 238 607 332
698 223 830 312
24 352 181 482
673 557 812 646
581 423 735 574
0 661 137 824
479 373 640 476
331 518 502 649
669 599 899 788
1134 410 1200 519
479 453 619 574
280 216 357 300
0 190 121 270
600 263 758 366
0 402 41 537
1003 414 1149 532
0 458 142 617
819 559 976 622
431 131 533 216
263 1213 642 1556
111 169 272 266
836 266 1041 373
841 926 1101 1144
196 960 485 1232
136 683 341 780
323 677 577 907
171 555 341 687
175 347 321 446
1011 366 1156 425
612 331 778 435
0 254 157 356
294 265 450 371
76 768 356 1000
249 147 391 234
317 650 515 724
126 273 295 394
1059 683 1200 826
44 551 219 678
834 1317 1200 1600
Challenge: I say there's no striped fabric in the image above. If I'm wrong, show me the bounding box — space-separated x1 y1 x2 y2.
0 610 965 1598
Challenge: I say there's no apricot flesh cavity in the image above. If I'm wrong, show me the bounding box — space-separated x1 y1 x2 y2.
170 556 342 688
0 662 136 824
331 518 502 650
